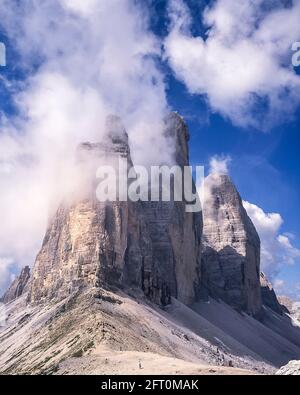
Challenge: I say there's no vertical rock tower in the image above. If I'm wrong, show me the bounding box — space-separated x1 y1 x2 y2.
201 174 262 316
142 113 203 305
29 116 152 303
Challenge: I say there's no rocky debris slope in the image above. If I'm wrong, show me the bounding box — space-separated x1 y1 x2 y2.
191 298 300 368
0 266 30 304
260 273 283 314
0 289 273 375
276 360 300 375
201 174 261 316
2 287 300 375
142 113 202 305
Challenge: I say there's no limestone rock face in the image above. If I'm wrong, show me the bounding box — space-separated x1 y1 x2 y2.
1 266 30 304
28 113 202 306
29 116 152 303
276 360 300 375
201 174 262 315
142 113 202 305
260 273 283 314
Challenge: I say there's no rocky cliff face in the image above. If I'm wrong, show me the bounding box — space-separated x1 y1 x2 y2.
201 174 262 316
28 113 202 306
3 114 267 316
1 266 30 304
142 113 202 305
260 273 283 314
29 116 152 303
2 113 300 376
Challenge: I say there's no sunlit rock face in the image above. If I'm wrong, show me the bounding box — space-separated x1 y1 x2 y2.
201 174 262 316
29 116 152 303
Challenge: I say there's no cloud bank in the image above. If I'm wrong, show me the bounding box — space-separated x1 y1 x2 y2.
165 0 300 129
243 200 300 279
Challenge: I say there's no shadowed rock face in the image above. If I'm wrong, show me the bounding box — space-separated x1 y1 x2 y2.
1 266 30 303
201 174 262 316
142 113 202 305
260 273 283 315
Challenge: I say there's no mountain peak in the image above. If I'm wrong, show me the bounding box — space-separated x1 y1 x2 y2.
201 172 262 316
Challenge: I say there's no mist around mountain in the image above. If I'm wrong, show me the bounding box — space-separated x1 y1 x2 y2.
1 114 300 376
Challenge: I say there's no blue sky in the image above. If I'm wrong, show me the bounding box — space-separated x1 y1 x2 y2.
0 0 299 298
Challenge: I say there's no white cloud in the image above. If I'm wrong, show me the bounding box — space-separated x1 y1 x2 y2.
243 200 300 279
196 155 231 212
273 279 285 290
0 0 171 294
165 0 300 129
277 234 294 249
277 234 300 265
209 155 231 175
61 0 99 16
